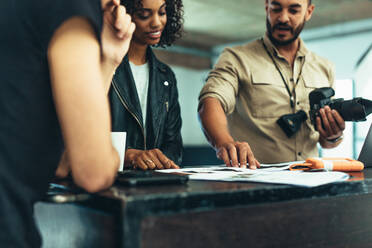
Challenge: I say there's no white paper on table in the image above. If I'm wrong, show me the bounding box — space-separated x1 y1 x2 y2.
157 161 301 174
156 162 349 187
221 170 349 187
111 132 126 171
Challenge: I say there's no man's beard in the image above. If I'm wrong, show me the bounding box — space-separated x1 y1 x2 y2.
266 17 306 46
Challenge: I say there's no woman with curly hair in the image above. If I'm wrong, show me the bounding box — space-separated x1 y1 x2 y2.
109 0 184 170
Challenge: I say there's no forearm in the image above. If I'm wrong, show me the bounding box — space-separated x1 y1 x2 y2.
100 1 135 93
319 135 343 148
198 97 234 148
101 59 118 93
48 17 119 192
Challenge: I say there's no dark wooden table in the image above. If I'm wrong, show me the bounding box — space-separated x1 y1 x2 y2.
36 169 372 248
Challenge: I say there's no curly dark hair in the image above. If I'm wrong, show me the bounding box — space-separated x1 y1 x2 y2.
120 0 184 47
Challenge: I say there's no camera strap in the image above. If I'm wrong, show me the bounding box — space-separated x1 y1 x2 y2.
261 39 305 108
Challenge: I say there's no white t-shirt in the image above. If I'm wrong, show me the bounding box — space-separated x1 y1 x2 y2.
129 61 150 126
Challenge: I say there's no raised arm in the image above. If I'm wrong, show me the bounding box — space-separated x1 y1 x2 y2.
100 0 135 92
48 11 134 192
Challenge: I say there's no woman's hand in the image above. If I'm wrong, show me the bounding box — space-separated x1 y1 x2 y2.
126 149 180 170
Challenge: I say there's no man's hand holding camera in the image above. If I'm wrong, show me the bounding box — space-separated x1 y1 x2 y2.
316 105 345 148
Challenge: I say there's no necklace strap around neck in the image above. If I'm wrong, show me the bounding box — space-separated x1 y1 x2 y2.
261 38 305 108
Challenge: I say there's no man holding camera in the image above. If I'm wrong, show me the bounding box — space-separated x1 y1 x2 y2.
198 0 345 168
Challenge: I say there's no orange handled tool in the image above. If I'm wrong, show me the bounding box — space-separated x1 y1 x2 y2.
290 157 364 172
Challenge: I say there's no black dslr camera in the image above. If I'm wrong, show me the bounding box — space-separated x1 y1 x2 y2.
277 110 308 138
309 87 372 128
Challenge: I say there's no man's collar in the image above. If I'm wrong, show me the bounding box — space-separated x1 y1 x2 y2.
296 38 309 57
263 33 309 59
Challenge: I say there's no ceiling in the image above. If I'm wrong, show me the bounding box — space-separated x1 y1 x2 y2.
177 0 372 50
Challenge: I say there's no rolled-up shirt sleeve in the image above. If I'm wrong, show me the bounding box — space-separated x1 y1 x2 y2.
198 48 241 115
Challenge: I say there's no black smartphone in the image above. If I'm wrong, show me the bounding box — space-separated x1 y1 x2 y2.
115 170 189 186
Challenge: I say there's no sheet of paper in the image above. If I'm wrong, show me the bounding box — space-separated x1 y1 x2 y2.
214 171 349 187
156 163 349 187
158 161 303 174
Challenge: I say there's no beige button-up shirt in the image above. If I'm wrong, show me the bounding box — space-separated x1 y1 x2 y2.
199 35 335 163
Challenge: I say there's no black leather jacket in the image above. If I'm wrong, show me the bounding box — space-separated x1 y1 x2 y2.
109 48 183 165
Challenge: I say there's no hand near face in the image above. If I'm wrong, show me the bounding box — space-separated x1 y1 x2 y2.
216 141 260 169
127 149 180 170
101 0 136 66
316 106 345 140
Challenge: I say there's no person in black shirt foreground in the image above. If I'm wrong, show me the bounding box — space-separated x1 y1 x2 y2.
0 0 134 247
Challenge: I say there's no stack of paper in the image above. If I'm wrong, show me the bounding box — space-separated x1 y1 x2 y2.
157 163 349 187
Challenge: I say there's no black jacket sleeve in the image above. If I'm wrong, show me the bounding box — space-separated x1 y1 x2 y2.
160 69 183 165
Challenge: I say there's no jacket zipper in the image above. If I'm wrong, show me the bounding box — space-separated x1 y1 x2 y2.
112 79 147 150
